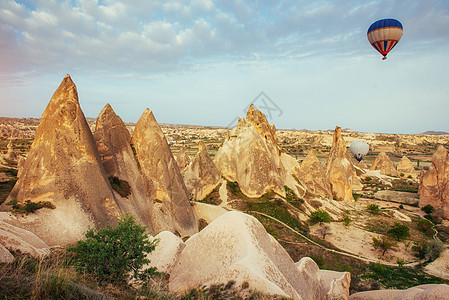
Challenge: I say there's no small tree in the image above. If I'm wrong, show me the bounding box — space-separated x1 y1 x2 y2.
316 225 331 239
310 210 331 225
387 223 410 241
367 204 380 214
372 236 396 256
68 215 158 284
421 204 435 215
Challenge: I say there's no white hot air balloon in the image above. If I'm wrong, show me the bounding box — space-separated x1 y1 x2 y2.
350 141 370 162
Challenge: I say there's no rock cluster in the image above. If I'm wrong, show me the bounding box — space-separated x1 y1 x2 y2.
326 126 361 201
419 145 449 219
369 151 398 176
182 141 221 201
350 284 449 299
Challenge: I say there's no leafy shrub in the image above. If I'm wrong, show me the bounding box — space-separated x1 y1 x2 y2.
411 240 443 262
68 215 157 284
417 219 435 237
372 236 396 256
342 215 351 227
108 176 131 198
352 193 360 201
367 204 380 214
6 199 55 214
421 204 435 215
387 223 410 241
310 210 331 224
284 186 304 207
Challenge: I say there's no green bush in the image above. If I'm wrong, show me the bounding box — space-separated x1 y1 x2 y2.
342 215 351 227
284 186 304 207
6 199 55 214
68 215 157 284
421 204 435 215
417 219 435 237
367 204 380 214
310 210 331 224
387 223 410 241
372 236 396 256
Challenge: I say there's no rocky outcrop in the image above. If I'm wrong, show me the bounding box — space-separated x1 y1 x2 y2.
169 211 348 300
93 104 154 229
297 152 332 199
176 148 191 170
419 145 449 219
369 151 398 176
320 270 351 300
3 75 121 246
0 243 14 263
350 284 449 299
326 127 360 201
131 109 198 237
145 231 185 274
182 141 221 201
397 155 417 178
5 140 17 161
0 217 50 261
214 105 304 198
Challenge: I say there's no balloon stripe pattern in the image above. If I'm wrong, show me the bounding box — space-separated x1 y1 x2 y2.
367 18 403 59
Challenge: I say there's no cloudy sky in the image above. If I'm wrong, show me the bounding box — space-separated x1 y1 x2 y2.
1 0 448 134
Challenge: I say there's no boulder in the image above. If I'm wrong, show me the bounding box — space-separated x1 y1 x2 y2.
176 148 191 170
419 145 449 219
349 284 449 299
169 211 338 300
145 231 185 274
298 152 332 199
424 249 449 280
94 104 154 230
2 75 121 246
397 156 417 178
369 151 398 177
295 257 326 299
131 109 198 237
320 270 351 300
182 141 221 201
326 127 360 201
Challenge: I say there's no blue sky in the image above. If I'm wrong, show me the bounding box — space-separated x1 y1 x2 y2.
1 0 448 133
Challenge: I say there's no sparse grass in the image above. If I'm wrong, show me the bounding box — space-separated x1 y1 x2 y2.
199 184 221 205
0 178 17 205
6 199 56 214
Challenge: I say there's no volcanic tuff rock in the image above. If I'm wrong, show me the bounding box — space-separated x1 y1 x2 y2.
349 284 449 299
131 109 198 237
214 104 304 198
145 231 185 274
94 104 153 229
294 257 326 299
169 211 348 300
369 151 398 176
397 155 417 178
297 151 332 199
326 126 360 201
320 270 351 300
3 75 121 246
6 140 17 161
175 148 191 170
182 141 221 201
419 145 449 219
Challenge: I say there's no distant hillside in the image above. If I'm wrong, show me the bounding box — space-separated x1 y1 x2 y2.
421 131 449 135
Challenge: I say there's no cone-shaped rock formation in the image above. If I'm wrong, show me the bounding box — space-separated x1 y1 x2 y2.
326 126 360 201
182 141 221 201
176 148 191 170
397 155 417 178
131 109 198 237
419 145 449 219
298 152 332 199
94 104 154 229
369 151 398 176
4 75 121 245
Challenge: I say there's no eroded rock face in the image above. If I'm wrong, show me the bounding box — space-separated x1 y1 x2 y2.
176 148 191 170
94 104 154 230
349 284 449 300
145 231 185 274
214 105 304 198
397 156 417 178
169 211 342 300
5 140 17 161
419 145 449 219
294 257 326 300
182 141 221 201
320 270 351 300
3 75 121 246
298 152 332 199
131 109 198 237
369 151 398 176
326 127 360 201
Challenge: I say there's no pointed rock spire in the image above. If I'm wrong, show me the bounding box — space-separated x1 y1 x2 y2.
131 109 198 237
369 151 398 176
4 75 121 246
176 148 191 170
298 152 332 199
397 155 417 178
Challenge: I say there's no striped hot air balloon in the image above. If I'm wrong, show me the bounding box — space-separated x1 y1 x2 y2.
367 18 403 60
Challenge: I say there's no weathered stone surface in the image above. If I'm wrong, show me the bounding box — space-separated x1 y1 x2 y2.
298 152 332 199
0 243 14 263
2 75 121 246
182 141 221 201
280 153 307 198
397 155 417 178
145 231 185 274
349 284 449 299
320 269 351 300
94 104 154 230
369 151 398 176
419 145 449 219
424 249 449 280
131 109 198 237
326 127 360 201
0 218 50 258
5 140 17 161
294 257 326 300
169 211 339 300
176 148 191 170
374 190 419 206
